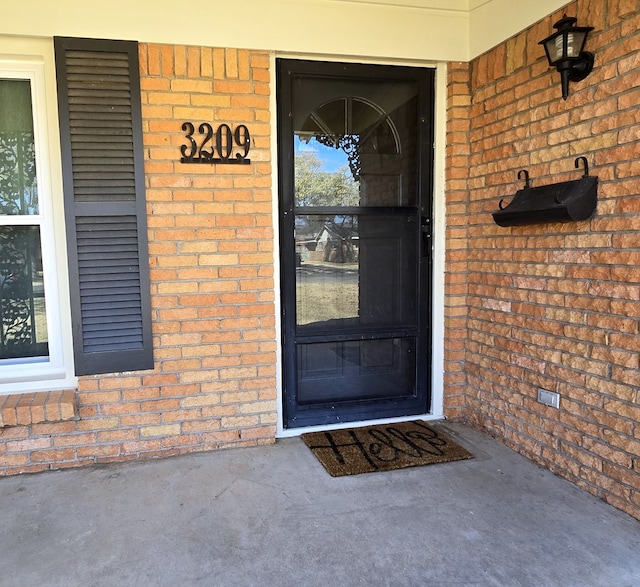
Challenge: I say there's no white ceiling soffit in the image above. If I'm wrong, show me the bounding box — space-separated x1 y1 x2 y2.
1 0 570 62
324 0 571 59
469 0 571 58
0 0 470 62
324 0 469 9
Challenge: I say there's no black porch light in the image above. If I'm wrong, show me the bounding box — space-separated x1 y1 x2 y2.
539 14 594 100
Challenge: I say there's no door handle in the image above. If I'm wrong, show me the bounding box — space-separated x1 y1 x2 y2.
421 217 431 257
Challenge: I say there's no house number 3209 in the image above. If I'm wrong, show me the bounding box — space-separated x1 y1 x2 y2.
180 122 251 165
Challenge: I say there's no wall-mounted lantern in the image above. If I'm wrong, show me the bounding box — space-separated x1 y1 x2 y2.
539 14 594 100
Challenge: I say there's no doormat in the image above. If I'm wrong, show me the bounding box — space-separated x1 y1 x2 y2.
302 420 473 477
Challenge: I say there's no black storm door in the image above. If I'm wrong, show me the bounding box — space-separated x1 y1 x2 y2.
277 59 434 429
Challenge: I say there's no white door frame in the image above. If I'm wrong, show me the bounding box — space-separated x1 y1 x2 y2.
271 55 447 437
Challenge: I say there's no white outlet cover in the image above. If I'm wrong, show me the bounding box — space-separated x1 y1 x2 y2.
537 388 560 409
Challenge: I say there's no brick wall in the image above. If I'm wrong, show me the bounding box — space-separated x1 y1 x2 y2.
451 0 640 520
444 61 472 420
0 44 277 474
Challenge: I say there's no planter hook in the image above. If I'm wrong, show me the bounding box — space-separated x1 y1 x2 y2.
575 156 589 178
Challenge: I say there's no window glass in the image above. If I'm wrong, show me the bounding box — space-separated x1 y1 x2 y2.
0 78 49 363
0 79 38 215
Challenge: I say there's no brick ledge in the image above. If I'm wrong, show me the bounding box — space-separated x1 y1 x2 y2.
0 390 76 428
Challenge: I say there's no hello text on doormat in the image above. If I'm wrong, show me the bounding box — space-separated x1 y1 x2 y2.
302 420 473 477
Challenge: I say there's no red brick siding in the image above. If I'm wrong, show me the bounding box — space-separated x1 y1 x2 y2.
444 61 472 419
452 0 640 520
0 45 277 475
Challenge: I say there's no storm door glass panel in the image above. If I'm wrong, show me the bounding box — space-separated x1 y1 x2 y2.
295 213 417 332
297 338 416 404
293 78 418 208
0 79 49 362
280 61 433 429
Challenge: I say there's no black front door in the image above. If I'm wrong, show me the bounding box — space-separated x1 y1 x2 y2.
277 59 434 429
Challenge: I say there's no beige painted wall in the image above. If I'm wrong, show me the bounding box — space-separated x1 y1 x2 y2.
1 0 569 61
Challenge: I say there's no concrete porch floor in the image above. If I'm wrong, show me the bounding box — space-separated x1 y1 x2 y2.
1 422 638 586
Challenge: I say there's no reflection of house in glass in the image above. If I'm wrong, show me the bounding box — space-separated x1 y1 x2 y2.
295 216 360 327
295 216 359 266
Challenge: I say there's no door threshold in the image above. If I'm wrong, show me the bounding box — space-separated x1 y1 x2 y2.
276 412 444 438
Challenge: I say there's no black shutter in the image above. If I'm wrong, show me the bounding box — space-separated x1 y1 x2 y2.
55 37 153 376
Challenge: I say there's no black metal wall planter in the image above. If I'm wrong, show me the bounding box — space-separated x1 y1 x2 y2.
492 157 598 227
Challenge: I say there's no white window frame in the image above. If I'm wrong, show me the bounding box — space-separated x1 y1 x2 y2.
0 37 76 394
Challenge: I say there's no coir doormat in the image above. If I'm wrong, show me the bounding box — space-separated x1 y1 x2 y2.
302 420 473 477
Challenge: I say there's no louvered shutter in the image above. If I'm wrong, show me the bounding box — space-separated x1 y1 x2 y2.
55 37 153 376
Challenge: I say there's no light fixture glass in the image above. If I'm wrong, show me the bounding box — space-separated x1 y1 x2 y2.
540 15 594 100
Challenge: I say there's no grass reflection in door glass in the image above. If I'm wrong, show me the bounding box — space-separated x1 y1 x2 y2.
296 214 359 327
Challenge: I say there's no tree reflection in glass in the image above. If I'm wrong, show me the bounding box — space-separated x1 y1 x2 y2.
0 79 47 360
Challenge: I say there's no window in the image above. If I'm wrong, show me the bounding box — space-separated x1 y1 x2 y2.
0 41 75 394
0 36 153 392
